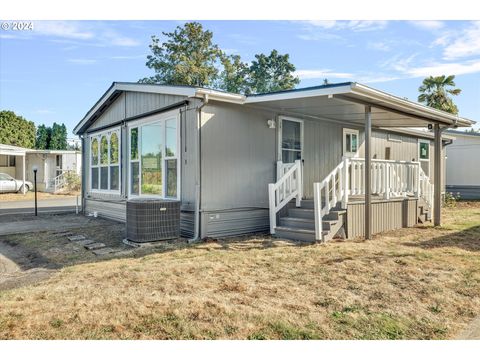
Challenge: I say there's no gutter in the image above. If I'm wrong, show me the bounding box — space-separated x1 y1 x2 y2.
188 94 209 243
80 135 86 214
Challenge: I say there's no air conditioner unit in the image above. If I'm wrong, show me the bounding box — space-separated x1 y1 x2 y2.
126 198 180 242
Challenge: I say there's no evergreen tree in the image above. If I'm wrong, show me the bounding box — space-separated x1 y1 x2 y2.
0 110 36 148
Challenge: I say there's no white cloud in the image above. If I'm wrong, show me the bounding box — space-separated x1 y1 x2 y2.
34 21 94 40
67 58 97 65
301 20 388 32
29 21 140 47
294 69 354 80
110 54 146 60
442 21 480 60
409 21 445 30
400 59 480 77
368 41 390 52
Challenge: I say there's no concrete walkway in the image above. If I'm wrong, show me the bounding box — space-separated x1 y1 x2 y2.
457 316 480 339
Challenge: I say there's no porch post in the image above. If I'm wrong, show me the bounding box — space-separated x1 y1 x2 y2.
434 123 442 226
22 154 26 194
365 105 372 240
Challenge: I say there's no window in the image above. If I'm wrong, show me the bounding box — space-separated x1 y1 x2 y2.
129 114 179 199
89 128 121 193
419 141 429 160
0 155 15 167
343 128 359 157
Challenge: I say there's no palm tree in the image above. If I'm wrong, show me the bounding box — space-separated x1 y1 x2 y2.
418 75 461 114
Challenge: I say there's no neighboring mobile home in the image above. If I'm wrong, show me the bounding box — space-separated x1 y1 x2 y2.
445 130 480 199
73 82 474 242
0 143 81 192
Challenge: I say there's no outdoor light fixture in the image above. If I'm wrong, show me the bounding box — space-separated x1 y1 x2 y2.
428 124 433 130
267 119 276 129
32 165 38 216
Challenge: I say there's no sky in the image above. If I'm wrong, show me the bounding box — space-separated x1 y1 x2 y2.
1 20 479 138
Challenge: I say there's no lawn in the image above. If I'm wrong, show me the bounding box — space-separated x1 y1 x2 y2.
0 191 79 202
0 202 479 339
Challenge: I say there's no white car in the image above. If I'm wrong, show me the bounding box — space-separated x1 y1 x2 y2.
0 172 33 193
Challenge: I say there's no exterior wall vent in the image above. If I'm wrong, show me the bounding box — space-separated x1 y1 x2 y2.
126 198 180 242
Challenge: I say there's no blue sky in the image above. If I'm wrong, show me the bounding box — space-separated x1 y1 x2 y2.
1 20 479 137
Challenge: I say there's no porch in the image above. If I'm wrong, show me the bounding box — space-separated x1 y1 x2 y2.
269 157 433 242
248 83 474 241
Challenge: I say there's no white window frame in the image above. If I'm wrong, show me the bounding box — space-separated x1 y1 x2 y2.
127 110 181 200
89 127 121 194
418 139 430 176
343 128 360 158
278 116 304 163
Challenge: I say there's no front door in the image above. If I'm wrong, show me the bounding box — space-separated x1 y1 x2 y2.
418 140 430 177
279 117 303 164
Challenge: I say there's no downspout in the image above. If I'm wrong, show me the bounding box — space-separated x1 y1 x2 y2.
188 94 209 243
80 134 86 214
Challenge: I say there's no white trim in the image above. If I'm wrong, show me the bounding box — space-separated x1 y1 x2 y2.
88 126 121 195
418 138 431 177
246 84 354 104
127 109 181 200
278 116 304 163
343 128 360 158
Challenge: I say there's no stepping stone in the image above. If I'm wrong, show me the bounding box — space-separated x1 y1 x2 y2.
76 239 95 246
84 242 106 250
92 247 120 256
67 235 86 241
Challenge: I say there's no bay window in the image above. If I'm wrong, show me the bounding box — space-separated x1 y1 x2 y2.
89 127 121 193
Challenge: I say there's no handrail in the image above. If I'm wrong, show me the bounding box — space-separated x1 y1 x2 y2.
313 157 348 241
268 160 303 234
52 170 72 192
418 167 434 211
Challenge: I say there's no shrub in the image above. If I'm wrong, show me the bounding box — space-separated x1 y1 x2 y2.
444 191 461 208
63 171 81 193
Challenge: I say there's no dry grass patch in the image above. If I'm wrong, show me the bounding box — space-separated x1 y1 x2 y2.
0 192 78 202
1 203 480 339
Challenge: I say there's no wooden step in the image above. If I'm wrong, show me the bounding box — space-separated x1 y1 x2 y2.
274 226 324 243
288 208 314 219
279 217 336 231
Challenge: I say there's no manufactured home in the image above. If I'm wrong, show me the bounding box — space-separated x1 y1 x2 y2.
73 82 474 242
445 130 480 199
0 143 81 192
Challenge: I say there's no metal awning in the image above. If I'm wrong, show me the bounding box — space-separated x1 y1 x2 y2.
245 82 474 129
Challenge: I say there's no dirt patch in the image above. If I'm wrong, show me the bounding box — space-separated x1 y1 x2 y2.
0 213 186 292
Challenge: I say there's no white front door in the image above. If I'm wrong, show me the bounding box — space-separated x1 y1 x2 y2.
418 139 430 176
279 117 303 163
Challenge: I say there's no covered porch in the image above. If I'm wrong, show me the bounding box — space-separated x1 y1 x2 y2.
0 144 27 194
245 82 474 240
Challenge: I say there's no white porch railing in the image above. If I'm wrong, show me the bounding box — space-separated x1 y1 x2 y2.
349 158 421 199
268 160 303 234
312 157 434 242
49 170 71 193
419 167 434 212
313 159 348 241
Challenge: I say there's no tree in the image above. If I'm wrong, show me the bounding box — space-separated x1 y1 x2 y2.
246 49 300 94
465 128 479 133
418 75 461 114
49 123 68 150
0 110 36 148
36 124 51 149
140 22 222 87
217 54 249 94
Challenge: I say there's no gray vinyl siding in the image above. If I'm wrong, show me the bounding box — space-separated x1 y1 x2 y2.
200 101 276 211
201 209 270 238
125 92 186 118
347 198 417 239
89 91 187 132
85 198 126 222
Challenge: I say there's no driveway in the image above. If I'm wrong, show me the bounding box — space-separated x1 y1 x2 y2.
0 196 79 216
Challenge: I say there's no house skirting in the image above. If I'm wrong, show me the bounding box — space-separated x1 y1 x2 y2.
446 185 480 200
346 198 418 239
